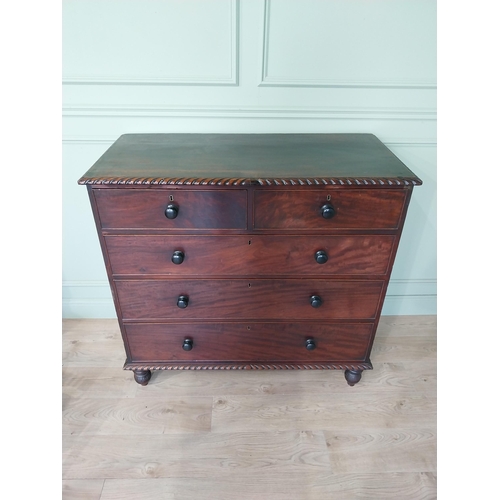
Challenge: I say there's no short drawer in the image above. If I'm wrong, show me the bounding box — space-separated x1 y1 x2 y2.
106 234 395 276
253 189 407 230
93 188 247 230
125 322 373 363
115 279 384 321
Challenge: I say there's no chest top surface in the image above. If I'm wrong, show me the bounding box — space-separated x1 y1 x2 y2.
78 133 422 187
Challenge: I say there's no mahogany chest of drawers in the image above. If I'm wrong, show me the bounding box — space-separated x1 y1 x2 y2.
78 133 422 386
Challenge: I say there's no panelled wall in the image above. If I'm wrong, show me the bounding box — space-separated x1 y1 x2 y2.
62 0 436 318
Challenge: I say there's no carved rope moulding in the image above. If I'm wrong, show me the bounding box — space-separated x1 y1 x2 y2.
78 176 421 186
124 362 374 371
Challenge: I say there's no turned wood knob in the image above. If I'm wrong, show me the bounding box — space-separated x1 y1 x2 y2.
305 338 316 350
171 250 184 265
182 338 193 351
315 250 328 264
177 295 189 308
321 203 335 219
165 203 179 219
310 295 322 308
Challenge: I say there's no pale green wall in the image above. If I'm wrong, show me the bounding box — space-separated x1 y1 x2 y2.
62 0 437 318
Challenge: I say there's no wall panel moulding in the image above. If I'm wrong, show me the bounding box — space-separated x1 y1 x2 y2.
63 0 239 86
260 0 437 89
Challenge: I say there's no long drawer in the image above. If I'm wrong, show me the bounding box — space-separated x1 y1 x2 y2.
254 189 407 230
125 322 374 362
115 279 384 321
93 188 247 230
105 234 395 276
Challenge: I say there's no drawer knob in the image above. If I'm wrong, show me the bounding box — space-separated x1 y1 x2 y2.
310 295 322 308
171 250 185 265
177 295 189 308
315 250 328 264
182 338 193 351
321 203 335 219
165 203 179 219
305 338 316 350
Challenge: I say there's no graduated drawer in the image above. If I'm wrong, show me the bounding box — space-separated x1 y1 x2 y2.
106 234 395 276
254 189 406 230
93 188 247 230
125 322 373 363
115 279 384 321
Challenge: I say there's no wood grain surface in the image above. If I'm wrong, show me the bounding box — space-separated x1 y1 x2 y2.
124 322 373 363
253 188 406 230
94 188 247 230
115 279 384 321
105 234 395 277
78 134 423 186
62 315 436 499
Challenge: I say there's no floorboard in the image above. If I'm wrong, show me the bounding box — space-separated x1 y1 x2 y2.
62 315 437 499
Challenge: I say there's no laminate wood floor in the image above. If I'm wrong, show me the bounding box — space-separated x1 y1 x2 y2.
62 316 437 500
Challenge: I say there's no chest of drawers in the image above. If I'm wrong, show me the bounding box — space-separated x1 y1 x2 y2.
78 133 422 386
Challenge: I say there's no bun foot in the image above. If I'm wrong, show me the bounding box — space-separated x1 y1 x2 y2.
133 369 152 386
344 369 362 386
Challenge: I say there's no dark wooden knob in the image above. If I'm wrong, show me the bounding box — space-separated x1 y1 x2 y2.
315 250 328 264
310 295 322 308
165 203 179 219
182 338 193 351
171 250 184 265
305 338 316 350
177 295 189 308
321 203 335 219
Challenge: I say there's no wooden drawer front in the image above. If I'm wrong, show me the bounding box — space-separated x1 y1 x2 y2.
116 279 383 321
106 234 394 276
125 322 373 363
94 189 247 230
254 189 406 230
